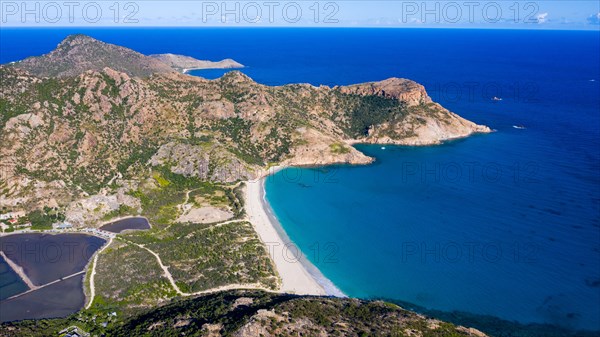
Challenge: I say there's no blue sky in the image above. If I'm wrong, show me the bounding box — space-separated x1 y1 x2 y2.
1 1 599 29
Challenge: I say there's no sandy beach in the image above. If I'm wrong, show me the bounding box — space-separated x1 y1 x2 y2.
245 171 344 297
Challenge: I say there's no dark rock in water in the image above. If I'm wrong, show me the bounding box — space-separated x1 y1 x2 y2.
585 278 600 288
415 292 433 303
385 297 598 337
543 208 562 216
536 294 586 331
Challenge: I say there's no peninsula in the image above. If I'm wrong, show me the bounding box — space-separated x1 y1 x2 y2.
150 53 244 73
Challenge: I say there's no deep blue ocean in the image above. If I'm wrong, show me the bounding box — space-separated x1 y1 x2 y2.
1 28 599 333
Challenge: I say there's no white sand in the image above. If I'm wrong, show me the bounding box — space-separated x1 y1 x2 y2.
245 172 345 297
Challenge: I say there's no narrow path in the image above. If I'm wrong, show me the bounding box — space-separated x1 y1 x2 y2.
206 218 249 227
175 218 250 240
85 237 113 309
118 237 186 296
161 188 195 234
178 190 192 216
0 251 36 289
186 282 272 297
95 182 272 300
119 234 272 298
7 270 86 300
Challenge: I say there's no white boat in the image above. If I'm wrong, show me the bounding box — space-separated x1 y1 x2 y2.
513 125 526 129
492 96 503 101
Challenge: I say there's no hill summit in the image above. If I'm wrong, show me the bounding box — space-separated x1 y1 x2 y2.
9 34 245 78
11 34 175 78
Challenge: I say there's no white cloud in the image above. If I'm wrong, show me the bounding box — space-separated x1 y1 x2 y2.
536 12 549 24
587 12 600 25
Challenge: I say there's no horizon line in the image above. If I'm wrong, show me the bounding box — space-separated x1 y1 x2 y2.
1 26 599 31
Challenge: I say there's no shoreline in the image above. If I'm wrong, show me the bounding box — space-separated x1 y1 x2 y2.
182 66 244 74
0 251 36 290
245 167 345 297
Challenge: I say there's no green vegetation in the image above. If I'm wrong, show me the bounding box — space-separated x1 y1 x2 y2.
210 117 264 165
337 93 407 137
26 206 65 229
115 171 275 296
152 172 171 188
330 142 351 154
91 241 177 316
0 290 497 337
145 221 277 293
128 166 224 227
101 204 138 221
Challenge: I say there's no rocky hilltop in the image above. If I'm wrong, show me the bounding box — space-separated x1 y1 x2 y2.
1 34 490 219
9 34 175 78
9 35 243 78
150 53 244 72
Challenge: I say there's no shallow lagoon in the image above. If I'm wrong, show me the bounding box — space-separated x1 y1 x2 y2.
0 255 28 300
0 233 105 322
100 217 150 233
0 233 105 285
0 275 85 322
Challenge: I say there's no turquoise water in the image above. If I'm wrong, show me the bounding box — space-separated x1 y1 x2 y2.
266 136 600 331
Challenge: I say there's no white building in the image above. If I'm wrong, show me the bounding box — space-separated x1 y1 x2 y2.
15 222 31 228
55 222 74 230
0 211 26 220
